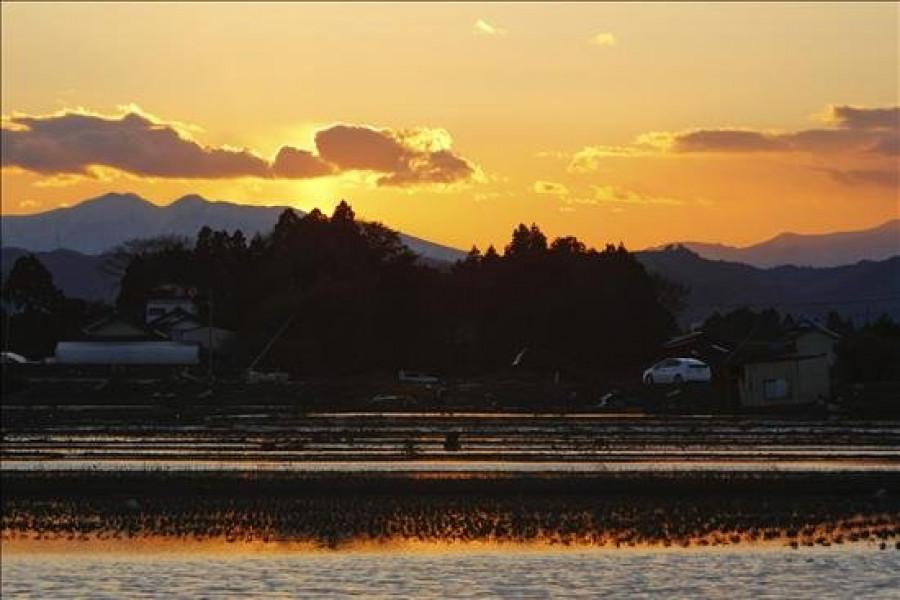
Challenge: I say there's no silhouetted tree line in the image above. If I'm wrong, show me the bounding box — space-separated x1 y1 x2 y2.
702 308 788 343
112 201 679 374
442 226 677 373
0 255 106 359
831 314 900 383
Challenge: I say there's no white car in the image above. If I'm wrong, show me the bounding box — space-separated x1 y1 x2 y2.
1 351 28 365
643 357 711 385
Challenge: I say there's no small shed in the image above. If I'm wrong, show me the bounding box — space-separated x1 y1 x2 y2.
148 309 205 340
55 341 200 365
789 319 841 367
736 353 831 408
145 297 196 324
82 315 163 341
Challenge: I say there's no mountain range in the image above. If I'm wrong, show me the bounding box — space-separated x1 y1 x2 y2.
0 193 466 263
2 193 898 323
635 247 900 325
658 220 900 268
4 192 896 268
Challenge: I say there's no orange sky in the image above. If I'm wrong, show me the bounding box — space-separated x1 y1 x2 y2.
2 2 898 250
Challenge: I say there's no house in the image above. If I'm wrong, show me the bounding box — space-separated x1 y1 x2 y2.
731 318 839 409
142 288 236 355
789 318 841 367
147 308 205 339
662 316 841 410
735 353 831 408
57 313 199 365
145 298 197 324
56 290 236 366
82 314 165 341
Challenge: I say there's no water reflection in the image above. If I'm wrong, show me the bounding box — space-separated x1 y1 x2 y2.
3 548 899 598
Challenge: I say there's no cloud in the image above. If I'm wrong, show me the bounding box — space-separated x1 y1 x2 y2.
591 185 684 205
533 181 569 195
1 108 479 188
817 167 899 188
315 124 477 187
827 105 899 130
473 19 506 36
566 105 899 174
1 110 269 178
671 126 898 157
270 146 335 178
672 129 786 152
670 106 898 156
315 125 408 173
567 133 672 172
589 32 617 47
869 136 899 156
557 186 684 208
568 144 658 172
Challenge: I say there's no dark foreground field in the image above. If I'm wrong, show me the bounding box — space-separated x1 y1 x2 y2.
4 469 900 551
3 411 900 551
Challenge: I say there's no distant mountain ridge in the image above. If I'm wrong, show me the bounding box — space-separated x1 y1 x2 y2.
636 246 900 325
5 192 896 269
2 192 898 323
655 220 900 268
0 192 467 263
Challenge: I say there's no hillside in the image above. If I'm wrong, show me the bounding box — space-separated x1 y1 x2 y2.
1 193 467 263
3 193 898 322
0 247 118 302
636 246 900 325
660 220 900 268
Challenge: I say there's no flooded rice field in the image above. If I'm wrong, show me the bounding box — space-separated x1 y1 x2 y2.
3 409 899 598
4 459 900 551
4 412 900 470
4 547 900 599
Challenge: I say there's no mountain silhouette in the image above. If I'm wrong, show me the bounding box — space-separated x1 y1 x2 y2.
2 193 898 323
653 220 899 268
636 245 900 325
1 192 467 263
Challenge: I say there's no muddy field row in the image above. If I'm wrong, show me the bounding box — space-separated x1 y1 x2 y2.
4 482 899 550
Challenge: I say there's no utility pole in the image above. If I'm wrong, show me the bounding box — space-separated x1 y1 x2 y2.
2 304 10 378
3 303 10 354
207 290 214 383
248 314 297 373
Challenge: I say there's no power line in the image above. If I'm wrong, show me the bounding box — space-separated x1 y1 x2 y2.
688 296 900 309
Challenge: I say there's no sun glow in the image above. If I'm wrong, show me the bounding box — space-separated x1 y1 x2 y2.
1 2 897 249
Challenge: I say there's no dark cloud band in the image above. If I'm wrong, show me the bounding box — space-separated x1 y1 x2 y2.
1 110 478 187
672 106 899 156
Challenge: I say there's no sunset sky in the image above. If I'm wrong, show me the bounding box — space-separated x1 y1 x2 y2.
2 2 898 251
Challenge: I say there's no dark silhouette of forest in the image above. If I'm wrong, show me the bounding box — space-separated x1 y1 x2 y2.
3 200 898 383
1 254 105 359
110 201 678 375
